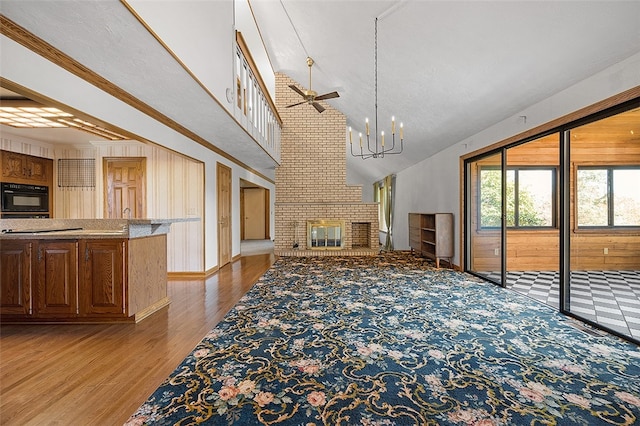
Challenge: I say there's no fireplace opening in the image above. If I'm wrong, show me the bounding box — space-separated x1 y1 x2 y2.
307 220 345 250
351 222 371 248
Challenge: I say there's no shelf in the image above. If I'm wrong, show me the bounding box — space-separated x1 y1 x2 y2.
409 213 454 268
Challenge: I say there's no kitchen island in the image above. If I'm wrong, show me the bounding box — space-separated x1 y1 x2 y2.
0 218 196 323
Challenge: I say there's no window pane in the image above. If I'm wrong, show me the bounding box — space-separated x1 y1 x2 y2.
378 186 387 232
506 170 515 226
577 169 608 226
613 169 640 226
480 168 501 227
518 170 554 226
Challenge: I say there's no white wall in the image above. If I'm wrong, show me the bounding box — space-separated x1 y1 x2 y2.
234 0 277 100
127 0 235 114
393 51 640 267
128 0 277 116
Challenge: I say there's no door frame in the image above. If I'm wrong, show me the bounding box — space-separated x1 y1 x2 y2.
217 163 232 268
240 180 270 240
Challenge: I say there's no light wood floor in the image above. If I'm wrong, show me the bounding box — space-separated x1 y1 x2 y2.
0 253 276 426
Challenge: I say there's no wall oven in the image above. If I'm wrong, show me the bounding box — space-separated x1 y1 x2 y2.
1 182 50 218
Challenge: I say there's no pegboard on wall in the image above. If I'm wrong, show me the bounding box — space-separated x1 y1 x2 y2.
58 158 96 188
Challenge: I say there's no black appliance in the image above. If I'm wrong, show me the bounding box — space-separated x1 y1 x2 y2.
1 182 50 218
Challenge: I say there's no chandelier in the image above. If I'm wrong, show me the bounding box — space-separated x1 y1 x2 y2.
350 17 404 159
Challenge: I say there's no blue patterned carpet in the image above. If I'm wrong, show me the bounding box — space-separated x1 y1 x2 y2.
126 253 640 425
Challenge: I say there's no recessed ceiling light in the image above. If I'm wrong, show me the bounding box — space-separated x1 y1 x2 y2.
0 99 126 140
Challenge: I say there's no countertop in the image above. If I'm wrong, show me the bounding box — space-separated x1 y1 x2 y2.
0 218 199 240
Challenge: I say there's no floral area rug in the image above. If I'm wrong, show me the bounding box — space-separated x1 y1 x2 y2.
126 253 640 425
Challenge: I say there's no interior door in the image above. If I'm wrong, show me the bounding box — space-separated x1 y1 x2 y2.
217 163 232 268
243 187 266 239
104 158 146 218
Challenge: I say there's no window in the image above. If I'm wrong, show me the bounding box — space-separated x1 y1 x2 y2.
374 179 392 233
374 182 387 232
235 52 242 110
479 166 556 229
577 166 640 227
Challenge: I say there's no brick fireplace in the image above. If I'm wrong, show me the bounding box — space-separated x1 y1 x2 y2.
274 72 379 256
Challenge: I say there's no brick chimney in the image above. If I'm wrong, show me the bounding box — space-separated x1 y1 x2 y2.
274 72 379 256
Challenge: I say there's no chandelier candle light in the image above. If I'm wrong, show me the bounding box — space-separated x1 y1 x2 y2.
350 17 404 159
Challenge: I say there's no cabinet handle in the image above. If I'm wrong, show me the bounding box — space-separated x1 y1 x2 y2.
38 247 43 262
85 246 89 262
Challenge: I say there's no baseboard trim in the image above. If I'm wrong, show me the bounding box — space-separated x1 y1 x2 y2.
134 297 170 323
168 271 208 279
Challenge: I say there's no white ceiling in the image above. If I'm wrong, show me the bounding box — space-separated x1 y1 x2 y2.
2 1 640 186
251 0 640 183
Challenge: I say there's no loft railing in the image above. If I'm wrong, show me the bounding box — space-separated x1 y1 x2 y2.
235 32 281 163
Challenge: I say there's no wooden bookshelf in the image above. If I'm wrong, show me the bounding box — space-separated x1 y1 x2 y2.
409 213 454 268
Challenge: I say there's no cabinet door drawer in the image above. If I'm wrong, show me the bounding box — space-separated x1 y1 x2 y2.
36 241 79 316
0 241 33 315
1 150 52 184
80 240 126 316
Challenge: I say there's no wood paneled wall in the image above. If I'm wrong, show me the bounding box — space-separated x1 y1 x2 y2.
94 142 204 273
470 118 640 272
1 136 204 273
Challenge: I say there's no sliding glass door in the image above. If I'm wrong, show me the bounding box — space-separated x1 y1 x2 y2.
505 135 560 306
568 107 640 340
466 151 503 286
464 102 640 344
466 135 561 295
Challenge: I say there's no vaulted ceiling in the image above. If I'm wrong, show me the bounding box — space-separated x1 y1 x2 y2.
251 1 640 183
1 1 639 187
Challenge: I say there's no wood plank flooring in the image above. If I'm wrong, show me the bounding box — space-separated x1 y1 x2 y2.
0 253 275 426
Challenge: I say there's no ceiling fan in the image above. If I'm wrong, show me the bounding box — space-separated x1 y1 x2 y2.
286 57 339 113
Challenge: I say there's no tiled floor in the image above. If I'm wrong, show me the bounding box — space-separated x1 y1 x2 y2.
479 270 640 340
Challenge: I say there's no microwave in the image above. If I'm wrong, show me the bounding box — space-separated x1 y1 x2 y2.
1 182 49 213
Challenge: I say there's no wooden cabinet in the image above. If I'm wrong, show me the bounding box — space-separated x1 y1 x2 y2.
0 240 33 315
409 213 454 268
2 150 26 181
1 234 168 323
79 239 126 316
1 150 52 184
1 240 78 317
0 239 126 319
35 241 79 316
25 155 49 182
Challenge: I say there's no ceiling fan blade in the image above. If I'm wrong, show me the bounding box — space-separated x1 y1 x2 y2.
289 85 306 97
312 102 325 113
286 101 306 108
314 91 340 101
